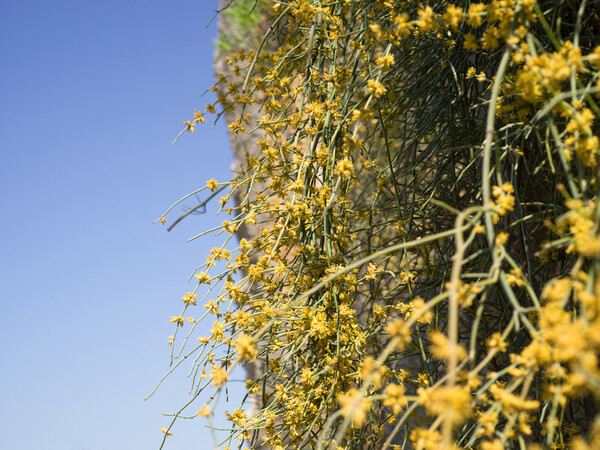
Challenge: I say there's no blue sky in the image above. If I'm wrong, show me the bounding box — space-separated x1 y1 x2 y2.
0 1 245 448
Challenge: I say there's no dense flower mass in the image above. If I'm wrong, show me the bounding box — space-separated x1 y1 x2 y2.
154 0 600 448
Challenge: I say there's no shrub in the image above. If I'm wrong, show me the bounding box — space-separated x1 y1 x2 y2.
155 0 600 448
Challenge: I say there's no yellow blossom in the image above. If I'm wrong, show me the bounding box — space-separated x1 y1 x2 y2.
195 272 211 284
486 332 508 352
211 321 226 341
197 404 211 417
222 220 237 234
443 5 463 31
463 33 479 51
375 54 395 71
495 232 509 246
210 366 228 387
417 385 472 424
480 439 503 450
385 318 411 348
429 330 467 361
182 292 197 305
193 110 206 123
365 262 380 280
410 427 441 449
236 333 257 361
383 383 408 414
416 6 436 32
412 297 433 324
367 79 387 98
337 388 372 427
360 356 388 389
183 120 194 133
206 178 219 192
335 159 355 178
489 383 540 414
506 267 526 287
467 3 485 28
169 315 184 327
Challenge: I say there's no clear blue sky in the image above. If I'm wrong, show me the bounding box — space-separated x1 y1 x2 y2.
0 1 245 448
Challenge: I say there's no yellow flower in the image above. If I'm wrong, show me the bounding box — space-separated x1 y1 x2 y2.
443 4 463 31
367 79 387 98
193 110 206 124
495 232 509 246
476 410 499 437
385 318 411 348
492 184 515 216
383 383 408 414
335 159 355 178
226 408 248 427
506 267 526 287
245 379 260 394
489 383 540 414
480 439 503 450
197 404 211 417
467 3 485 28
375 54 395 71
183 120 194 133
160 427 172 436
463 33 479 51
410 427 441 449
418 385 472 424
206 178 219 192
210 247 231 261
159 217 167 225
211 321 226 341
222 220 237 234
506 34 520 46
236 334 257 361
482 27 499 49
429 330 467 360
486 332 508 352
203 299 219 315
182 292 197 306
566 108 595 135
416 6 436 32
169 315 184 327
412 297 433 324
360 356 388 389
337 388 372 427
228 120 245 133
195 272 211 284
210 366 228 387
541 278 571 304
365 262 380 281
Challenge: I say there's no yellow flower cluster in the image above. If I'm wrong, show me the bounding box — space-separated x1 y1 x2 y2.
155 0 600 448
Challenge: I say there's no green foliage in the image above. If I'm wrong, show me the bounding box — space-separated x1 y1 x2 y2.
216 0 266 53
